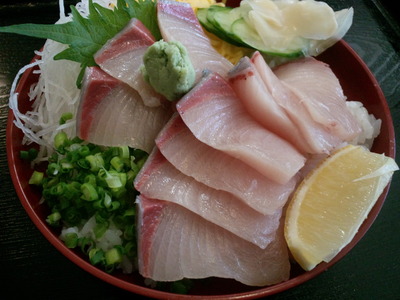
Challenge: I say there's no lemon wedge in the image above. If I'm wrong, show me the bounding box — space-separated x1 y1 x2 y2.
284 144 398 271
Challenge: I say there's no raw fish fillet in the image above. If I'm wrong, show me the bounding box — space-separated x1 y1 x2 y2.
274 56 361 141
137 195 290 286
176 72 306 184
76 67 172 153
157 0 233 81
156 113 297 215
94 18 164 107
134 148 282 249
228 56 313 154
249 52 344 153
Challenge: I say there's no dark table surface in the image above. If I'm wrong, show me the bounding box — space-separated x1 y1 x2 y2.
1 1 399 299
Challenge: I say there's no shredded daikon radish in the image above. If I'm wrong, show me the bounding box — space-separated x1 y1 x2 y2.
8 0 116 164
8 39 81 163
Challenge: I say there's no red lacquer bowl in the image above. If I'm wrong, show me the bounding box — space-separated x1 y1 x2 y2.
6 39 396 299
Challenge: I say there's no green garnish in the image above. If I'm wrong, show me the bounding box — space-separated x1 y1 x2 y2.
20 148 39 161
0 0 161 87
59 112 73 125
28 129 148 273
28 170 44 185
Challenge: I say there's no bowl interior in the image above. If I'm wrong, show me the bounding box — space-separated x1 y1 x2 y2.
6 37 395 299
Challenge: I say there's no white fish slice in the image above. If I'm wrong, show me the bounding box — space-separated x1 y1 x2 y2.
76 67 172 153
250 51 344 154
137 195 290 286
157 0 233 81
273 56 362 141
176 71 306 185
134 148 283 249
228 55 313 154
94 18 164 107
156 113 298 215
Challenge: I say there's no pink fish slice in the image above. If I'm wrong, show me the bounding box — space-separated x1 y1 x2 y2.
137 195 290 286
176 71 306 185
94 18 165 107
156 113 298 215
134 148 283 249
76 66 172 153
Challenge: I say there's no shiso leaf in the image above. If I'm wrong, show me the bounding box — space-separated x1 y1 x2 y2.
0 0 161 87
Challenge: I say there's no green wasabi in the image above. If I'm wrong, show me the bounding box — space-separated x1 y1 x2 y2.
142 40 195 101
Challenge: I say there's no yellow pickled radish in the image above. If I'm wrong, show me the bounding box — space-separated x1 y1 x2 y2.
284 144 398 271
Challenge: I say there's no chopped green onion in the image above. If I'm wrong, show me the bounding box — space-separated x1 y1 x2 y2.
84 174 97 186
64 207 82 226
64 232 79 248
105 247 123 265
47 163 60 176
71 136 84 144
20 150 30 160
118 172 127 186
123 208 136 218
59 112 73 125
63 182 81 200
124 241 136 257
54 131 68 150
94 221 109 239
50 182 67 196
77 158 90 169
110 186 127 199
78 145 90 157
81 183 98 201
26 135 149 274
20 148 38 161
108 201 121 211
86 153 104 172
123 224 135 240
99 168 123 189
43 177 59 189
46 211 61 226
60 161 74 173
170 279 194 294
89 248 105 265
79 236 94 255
66 150 80 163
118 146 130 159
94 211 109 224
103 192 112 208
28 170 44 185
110 156 125 172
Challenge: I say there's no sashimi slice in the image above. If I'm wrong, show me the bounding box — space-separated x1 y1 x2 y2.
156 113 297 215
228 56 313 154
250 51 343 154
157 0 233 81
273 56 361 141
137 195 290 286
76 67 172 153
134 148 282 249
94 18 164 107
176 71 306 184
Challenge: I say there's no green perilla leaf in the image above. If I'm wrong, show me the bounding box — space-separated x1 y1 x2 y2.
0 0 160 87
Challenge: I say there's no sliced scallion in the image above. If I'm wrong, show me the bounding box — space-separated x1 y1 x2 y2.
28 170 44 185
81 183 98 201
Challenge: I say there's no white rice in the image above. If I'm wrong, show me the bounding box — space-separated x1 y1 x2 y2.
346 100 382 149
60 216 133 273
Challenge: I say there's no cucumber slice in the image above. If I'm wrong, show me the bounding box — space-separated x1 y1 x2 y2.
231 18 304 58
200 6 246 47
197 8 219 36
197 7 242 47
206 6 247 47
